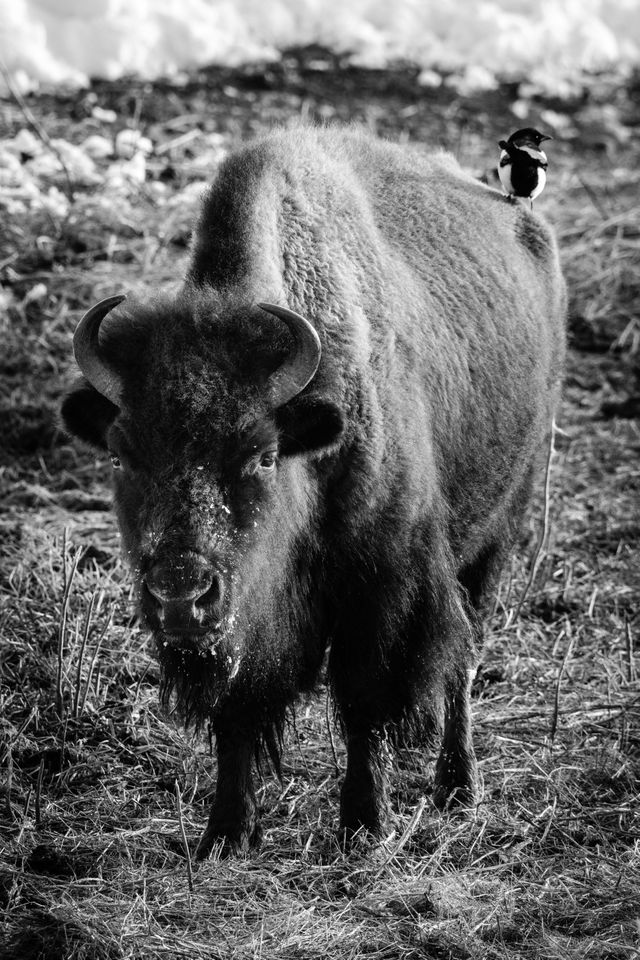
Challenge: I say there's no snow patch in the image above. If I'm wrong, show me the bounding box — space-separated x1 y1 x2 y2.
1 0 639 95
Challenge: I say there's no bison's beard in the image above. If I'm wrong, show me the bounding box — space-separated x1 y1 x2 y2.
150 574 284 730
155 634 240 729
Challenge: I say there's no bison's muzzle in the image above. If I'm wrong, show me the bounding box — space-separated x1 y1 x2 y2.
143 552 226 637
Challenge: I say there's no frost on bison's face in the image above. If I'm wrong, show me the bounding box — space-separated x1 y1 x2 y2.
61 290 344 726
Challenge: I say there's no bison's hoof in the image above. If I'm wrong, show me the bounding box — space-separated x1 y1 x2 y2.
338 822 388 852
195 820 262 860
432 780 477 813
433 747 478 814
339 804 390 848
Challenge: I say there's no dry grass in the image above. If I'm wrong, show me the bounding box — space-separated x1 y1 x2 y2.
1 70 639 959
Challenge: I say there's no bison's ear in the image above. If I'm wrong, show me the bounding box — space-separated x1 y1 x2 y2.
277 397 344 457
61 380 118 450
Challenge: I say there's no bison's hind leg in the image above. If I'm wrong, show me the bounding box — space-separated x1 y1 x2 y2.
432 666 478 811
431 539 510 812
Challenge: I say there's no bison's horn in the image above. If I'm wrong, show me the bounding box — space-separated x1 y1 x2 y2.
258 302 321 407
73 295 126 406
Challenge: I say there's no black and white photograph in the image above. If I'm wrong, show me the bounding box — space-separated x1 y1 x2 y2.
1 2 638 957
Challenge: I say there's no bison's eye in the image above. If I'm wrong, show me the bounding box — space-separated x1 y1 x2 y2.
258 451 277 474
110 453 121 469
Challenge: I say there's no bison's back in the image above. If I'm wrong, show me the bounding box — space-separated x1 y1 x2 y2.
191 124 564 385
288 128 565 538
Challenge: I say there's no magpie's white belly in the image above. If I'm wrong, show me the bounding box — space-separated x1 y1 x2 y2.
498 151 512 195
529 166 546 199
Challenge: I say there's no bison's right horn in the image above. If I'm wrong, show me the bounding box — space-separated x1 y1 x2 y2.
73 295 126 406
258 302 321 407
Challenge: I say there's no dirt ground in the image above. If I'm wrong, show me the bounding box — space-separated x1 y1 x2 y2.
1 50 639 960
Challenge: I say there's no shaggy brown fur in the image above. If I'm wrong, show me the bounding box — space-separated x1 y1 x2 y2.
62 126 566 857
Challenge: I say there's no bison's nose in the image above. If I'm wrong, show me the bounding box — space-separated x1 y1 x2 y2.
144 556 224 632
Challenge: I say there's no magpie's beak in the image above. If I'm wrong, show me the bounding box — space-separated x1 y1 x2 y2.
540 135 553 142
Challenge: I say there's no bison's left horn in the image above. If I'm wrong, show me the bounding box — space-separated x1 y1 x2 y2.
73 295 126 406
258 302 321 407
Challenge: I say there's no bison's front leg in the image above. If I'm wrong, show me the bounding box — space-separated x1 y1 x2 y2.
432 667 478 810
339 727 391 842
195 728 260 859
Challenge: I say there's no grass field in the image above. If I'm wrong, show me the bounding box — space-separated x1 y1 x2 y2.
1 54 639 960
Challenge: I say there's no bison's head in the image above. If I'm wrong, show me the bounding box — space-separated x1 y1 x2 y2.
62 289 344 719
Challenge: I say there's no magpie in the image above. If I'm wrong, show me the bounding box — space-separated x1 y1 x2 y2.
498 128 552 208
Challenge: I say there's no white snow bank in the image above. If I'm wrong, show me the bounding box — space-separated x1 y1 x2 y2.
1 0 639 95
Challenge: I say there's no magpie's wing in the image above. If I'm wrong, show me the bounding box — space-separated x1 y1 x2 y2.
501 141 522 161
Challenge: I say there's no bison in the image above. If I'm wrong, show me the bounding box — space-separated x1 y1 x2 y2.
62 126 565 857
